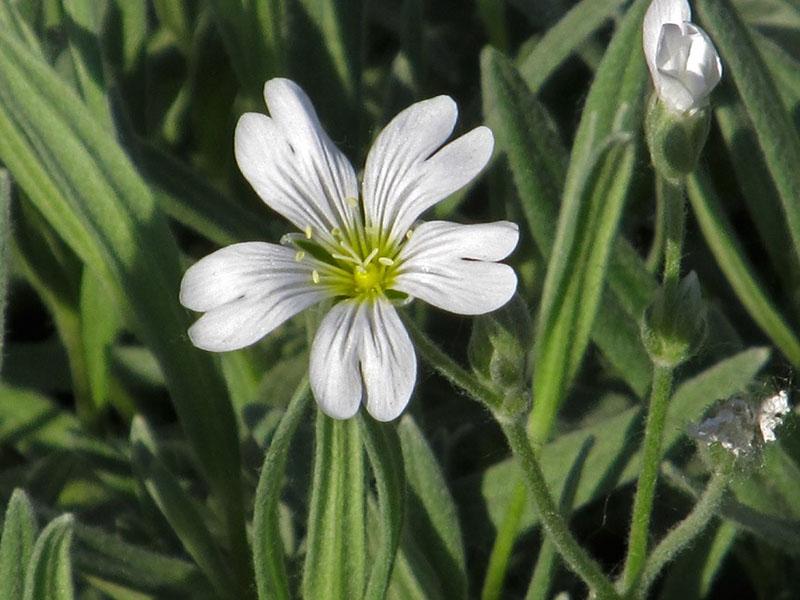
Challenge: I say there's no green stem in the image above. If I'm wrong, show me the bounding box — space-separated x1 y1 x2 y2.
660 176 685 286
637 464 731 598
621 365 674 593
408 317 618 597
403 316 504 410
501 421 620 600
481 481 527 600
645 177 666 273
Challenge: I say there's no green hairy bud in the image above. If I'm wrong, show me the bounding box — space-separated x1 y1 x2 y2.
468 293 532 395
645 94 711 182
641 271 707 367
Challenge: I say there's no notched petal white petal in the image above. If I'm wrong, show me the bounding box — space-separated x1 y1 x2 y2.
394 220 519 315
234 78 358 244
362 93 494 243
181 242 325 352
188 288 323 352
363 95 457 230
360 301 416 422
310 301 363 419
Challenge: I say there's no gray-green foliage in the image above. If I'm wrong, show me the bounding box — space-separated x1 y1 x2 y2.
0 0 798 598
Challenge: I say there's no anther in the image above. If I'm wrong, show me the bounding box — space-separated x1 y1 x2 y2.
294 251 306 262
304 225 313 239
363 248 379 266
311 270 320 284
406 229 414 240
378 257 394 266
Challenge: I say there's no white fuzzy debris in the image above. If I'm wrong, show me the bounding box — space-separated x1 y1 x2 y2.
758 389 791 443
689 390 792 456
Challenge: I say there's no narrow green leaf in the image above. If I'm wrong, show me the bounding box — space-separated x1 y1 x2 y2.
532 136 636 442
129 417 239 600
687 168 800 366
0 29 248 575
23 514 75 600
63 0 112 126
397 416 465 599
80 270 122 412
302 412 367 600
517 0 628 92
289 0 365 143
714 82 800 294
0 0 43 57
10 202 94 421
361 416 406 600
480 46 651 398
697 0 800 265
207 0 286 95
0 489 38 600
480 347 770 532
132 139 272 246
253 379 311 600
61 517 206 595
0 169 10 375
481 47 566 257
103 0 146 74
152 0 191 50
529 0 649 441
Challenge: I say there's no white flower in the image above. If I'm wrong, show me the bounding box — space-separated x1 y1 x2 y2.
179 78 519 422
643 0 722 114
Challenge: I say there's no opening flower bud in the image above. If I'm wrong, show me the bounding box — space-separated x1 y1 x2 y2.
640 271 707 367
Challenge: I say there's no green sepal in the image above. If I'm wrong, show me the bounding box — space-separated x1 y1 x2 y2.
645 94 712 182
468 293 532 395
641 271 708 367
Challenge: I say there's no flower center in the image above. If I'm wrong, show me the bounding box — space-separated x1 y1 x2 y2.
285 216 405 301
354 262 383 292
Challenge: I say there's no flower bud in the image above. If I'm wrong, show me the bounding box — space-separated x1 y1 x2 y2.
645 93 711 181
643 0 722 115
468 293 532 393
640 271 707 367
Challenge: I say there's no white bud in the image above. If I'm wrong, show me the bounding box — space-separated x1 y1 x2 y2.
643 0 722 114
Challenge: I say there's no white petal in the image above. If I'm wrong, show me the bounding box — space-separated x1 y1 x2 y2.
394 220 519 315
180 242 312 311
234 78 359 246
359 301 416 422
654 22 721 112
310 301 363 419
362 96 494 245
643 0 691 78
181 242 326 352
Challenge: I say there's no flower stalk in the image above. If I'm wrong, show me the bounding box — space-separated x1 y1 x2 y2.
636 460 732 598
408 320 619 599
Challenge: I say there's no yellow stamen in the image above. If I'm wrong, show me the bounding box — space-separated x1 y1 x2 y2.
312 270 320 284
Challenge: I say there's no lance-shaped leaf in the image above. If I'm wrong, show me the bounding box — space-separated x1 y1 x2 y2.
130 417 239 600
696 0 800 266
23 514 75 600
253 379 311 600
0 489 38 600
518 0 629 92
302 413 367 600
0 169 9 375
687 168 800 366
0 29 248 575
396 416 466 599
531 135 635 441
481 47 651 399
530 0 649 442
